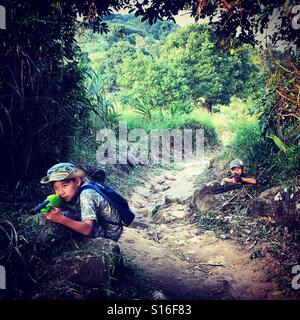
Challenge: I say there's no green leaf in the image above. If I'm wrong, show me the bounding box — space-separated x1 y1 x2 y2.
267 134 287 154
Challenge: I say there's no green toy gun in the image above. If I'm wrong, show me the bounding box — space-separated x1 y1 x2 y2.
31 194 62 214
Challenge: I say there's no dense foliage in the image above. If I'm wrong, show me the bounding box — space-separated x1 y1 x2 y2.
0 1 96 189
128 0 300 49
81 18 259 114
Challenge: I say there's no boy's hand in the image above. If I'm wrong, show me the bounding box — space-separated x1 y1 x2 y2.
45 206 65 223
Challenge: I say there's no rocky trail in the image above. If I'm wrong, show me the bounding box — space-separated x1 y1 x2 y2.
118 159 280 300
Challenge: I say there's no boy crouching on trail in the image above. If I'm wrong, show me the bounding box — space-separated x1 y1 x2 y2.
222 159 257 185
40 163 123 241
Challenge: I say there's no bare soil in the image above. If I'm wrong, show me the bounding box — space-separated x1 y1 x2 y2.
118 159 282 300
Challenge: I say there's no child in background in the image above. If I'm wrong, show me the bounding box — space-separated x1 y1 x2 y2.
222 159 257 185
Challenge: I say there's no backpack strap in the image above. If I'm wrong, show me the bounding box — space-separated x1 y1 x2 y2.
79 182 124 226
80 182 110 204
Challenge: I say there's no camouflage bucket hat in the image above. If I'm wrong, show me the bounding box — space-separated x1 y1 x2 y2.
40 162 86 184
229 159 244 170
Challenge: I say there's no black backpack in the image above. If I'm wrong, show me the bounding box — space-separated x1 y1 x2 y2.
79 181 135 227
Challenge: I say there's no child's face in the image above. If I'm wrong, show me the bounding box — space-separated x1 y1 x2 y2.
231 167 244 176
53 177 81 202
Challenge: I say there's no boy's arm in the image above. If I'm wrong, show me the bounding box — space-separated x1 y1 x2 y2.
46 207 94 236
241 177 257 185
222 177 235 183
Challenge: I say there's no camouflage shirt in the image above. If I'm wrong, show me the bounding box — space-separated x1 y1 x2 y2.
61 180 123 241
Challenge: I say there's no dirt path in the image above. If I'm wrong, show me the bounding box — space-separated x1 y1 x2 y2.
118 159 279 300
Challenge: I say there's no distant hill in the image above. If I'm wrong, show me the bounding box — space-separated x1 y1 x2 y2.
102 13 180 42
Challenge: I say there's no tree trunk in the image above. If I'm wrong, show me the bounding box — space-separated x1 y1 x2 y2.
206 101 213 113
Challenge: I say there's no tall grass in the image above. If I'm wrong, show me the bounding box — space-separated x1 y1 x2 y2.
210 97 255 146
120 108 219 146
